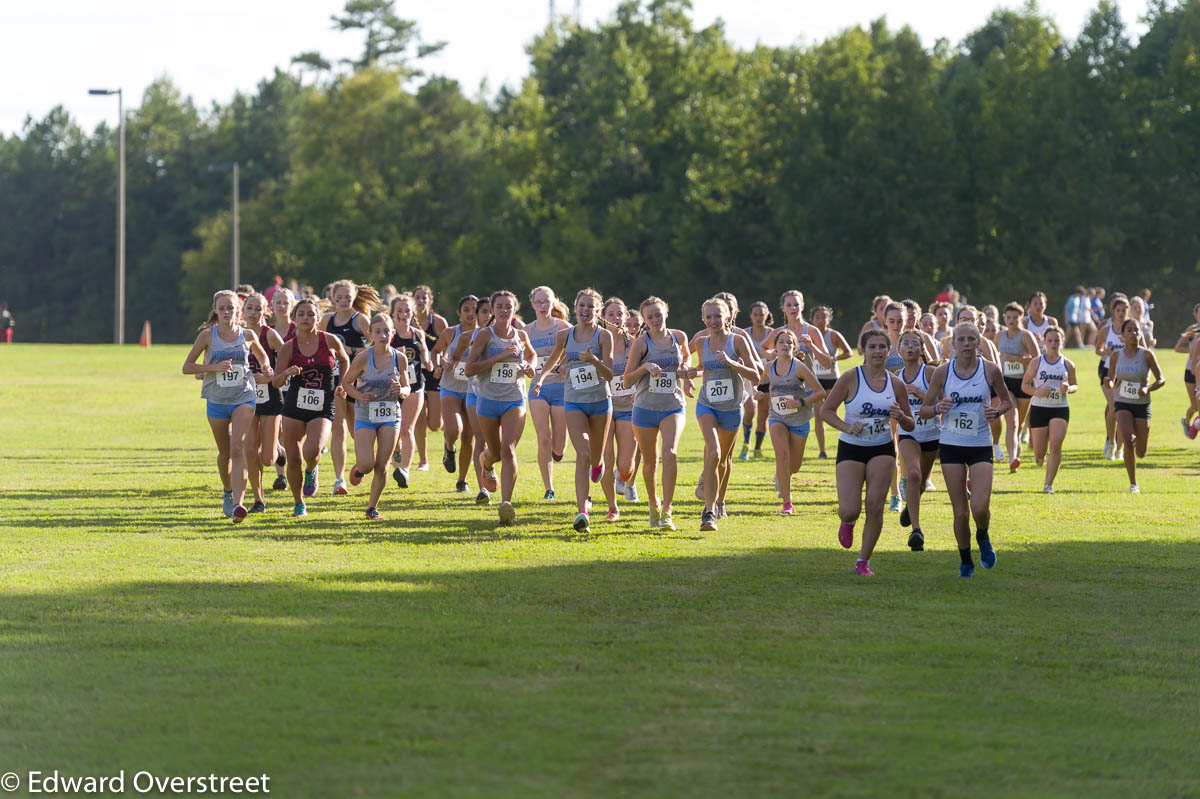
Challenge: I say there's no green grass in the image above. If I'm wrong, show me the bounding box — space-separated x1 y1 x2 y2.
2 344 1199 798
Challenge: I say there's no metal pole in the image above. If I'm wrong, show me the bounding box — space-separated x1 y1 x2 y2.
117 90 126 345
232 162 240 290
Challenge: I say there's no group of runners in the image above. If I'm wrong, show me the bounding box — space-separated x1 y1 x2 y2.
183 282 1173 577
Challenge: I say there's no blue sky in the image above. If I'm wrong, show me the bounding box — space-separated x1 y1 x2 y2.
2 0 1144 136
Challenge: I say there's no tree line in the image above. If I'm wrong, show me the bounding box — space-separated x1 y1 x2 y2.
1 0 1197 343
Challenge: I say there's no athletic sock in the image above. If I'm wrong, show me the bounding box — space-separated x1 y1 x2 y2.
754 431 766 450
959 548 974 566
742 424 752 445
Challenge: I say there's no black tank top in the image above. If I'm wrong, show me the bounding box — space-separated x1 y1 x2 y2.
391 326 425 392
325 311 366 352
420 316 440 377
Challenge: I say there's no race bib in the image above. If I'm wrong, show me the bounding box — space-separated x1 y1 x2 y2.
408 362 418 384
452 361 467 381
649 372 676 394
1047 386 1063 403
1003 360 1024 377
771 394 797 416
535 355 548 373
857 417 889 439
254 383 269 405
705 378 733 403
216 364 246 388
297 387 325 410
569 364 598 388
491 361 518 384
1119 380 1141 400
368 401 396 424
611 375 635 398
947 409 978 433
813 362 833 377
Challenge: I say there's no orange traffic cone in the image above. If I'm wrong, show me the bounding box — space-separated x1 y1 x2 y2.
140 320 152 347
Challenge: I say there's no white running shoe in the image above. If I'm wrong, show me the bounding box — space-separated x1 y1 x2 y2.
924 479 937 491
615 477 626 495
993 444 1005 463
1043 485 1054 494
1129 484 1140 494
1103 440 1113 460
625 482 639 503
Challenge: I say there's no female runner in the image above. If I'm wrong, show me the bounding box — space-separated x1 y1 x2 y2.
431 295 479 492
274 297 350 516
340 313 411 519
1172 303 1200 434
919 322 1011 577
465 290 537 526
412 285 448 472
767 330 825 515
1095 294 1130 460
322 280 376 496
624 296 692 532
1129 296 1156 347
526 286 571 499
242 292 285 513
533 288 615 531
1021 326 1077 493
902 299 940 363
820 329 916 576
389 293 432 490
1106 318 1165 493
1024 292 1059 347
809 304 852 460
267 288 295 490
739 301 774 461
182 289 274 522
602 298 641 506
856 295 892 353
896 330 941 551
693 297 760 531
996 302 1040 472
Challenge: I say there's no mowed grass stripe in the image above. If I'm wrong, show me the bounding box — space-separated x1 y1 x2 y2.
1 344 1198 798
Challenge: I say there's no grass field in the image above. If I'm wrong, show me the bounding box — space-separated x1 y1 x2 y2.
2 344 1199 798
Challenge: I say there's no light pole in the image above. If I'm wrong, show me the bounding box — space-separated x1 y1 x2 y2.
208 162 240 289
89 88 125 344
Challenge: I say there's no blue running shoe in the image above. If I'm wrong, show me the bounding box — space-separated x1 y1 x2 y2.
977 532 997 569
959 563 975 578
292 503 307 518
222 491 234 518
303 469 318 497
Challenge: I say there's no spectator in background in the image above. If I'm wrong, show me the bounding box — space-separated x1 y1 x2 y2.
0 301 13 343
264 275 285 305
1090 287 1106 326
1064 285 1095 348
935 284 955 304
236 284 255 301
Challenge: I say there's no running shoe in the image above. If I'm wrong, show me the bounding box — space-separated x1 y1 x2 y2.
1103 440 1113 460
584 496 593 514
392 449 403 466
573 512 590 532
818 451 828 460
752 449 764 460
1129 484 1140 494
615 477 626 495
442 446 457 474
1190 420 1200 440
604 508 620 522
1114 445 1124 461
348 466 364 487
716 502 727 520
292 503 307 518
552 451 564 463
275 450 286 468
394 467 410 489
366 507 382 521
694 475 704 501
700 510 717 532
482 467 498 493
888 493 901 512
1043 485 1055 494
272 475 287 491
737 445 750 462
925 479 937 491
476 488 491 505
232 504 247 523
303 470 318 497
1020 430 1030 446
249 500 266 514
780 502 794 516
543 489 555 500
993 444 1005 463
1035 456 1045 467
660 511 676 531
590 463 603 483
977 532 997 569
959 563 974 578
625 482 639 503
907 528 924 551
1009 457 1021 473
333 477 349 496
1182 417 1190 437
222 490 234 518
416 461 430 472
456 480 468 493
898 476 907 498
498 501 516 526
899 505 911 528
837 521 854 549
855 559 875 577
648 505 661 529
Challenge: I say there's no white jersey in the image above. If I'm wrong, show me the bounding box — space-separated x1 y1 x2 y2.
940 358 993 447
838 366 896 447
901 363 940 443
1102 322 1124 355
1029 354 1069 408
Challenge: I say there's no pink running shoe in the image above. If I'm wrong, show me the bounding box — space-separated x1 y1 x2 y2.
780 502 794 516
837 521 854 549
1190 419 1199 440
590 463 603 483
855 559 875 576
